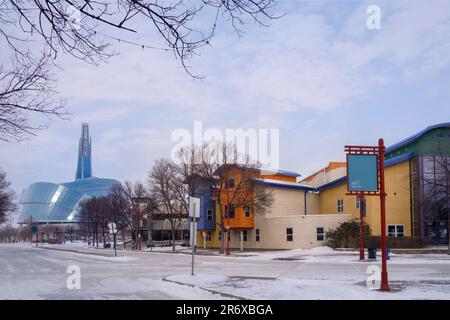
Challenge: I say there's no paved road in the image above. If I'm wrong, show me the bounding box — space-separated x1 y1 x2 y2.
1 245 449 299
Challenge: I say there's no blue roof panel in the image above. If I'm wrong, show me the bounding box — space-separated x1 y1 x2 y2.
386 123 450 154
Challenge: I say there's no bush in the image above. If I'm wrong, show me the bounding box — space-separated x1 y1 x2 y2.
365 236 433 249
326 219 371 249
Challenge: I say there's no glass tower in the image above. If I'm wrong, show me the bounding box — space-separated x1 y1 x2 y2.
75 123 92 180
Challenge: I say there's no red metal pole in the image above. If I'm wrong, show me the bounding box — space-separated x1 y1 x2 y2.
359 192 365 261
378 138 390 291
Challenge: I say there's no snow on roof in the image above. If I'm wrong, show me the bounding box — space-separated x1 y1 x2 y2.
253 178 315 191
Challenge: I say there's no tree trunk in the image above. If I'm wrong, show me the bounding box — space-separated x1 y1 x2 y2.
102 228 106 248
95 222 99 248
220 223 225 254
113 233 117 257
172 221 176 251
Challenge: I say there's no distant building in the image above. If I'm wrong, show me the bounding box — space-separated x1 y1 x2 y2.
76 123 92 180
17 123 120 226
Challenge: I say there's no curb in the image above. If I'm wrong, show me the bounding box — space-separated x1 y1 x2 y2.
38 246 116 257
162 277 248 300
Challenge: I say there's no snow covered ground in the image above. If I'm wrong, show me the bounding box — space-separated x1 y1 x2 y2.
1 243 449 299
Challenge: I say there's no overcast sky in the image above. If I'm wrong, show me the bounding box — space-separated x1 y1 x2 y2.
1 0 450 195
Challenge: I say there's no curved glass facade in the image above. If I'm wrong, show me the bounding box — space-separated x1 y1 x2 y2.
18 178 120 223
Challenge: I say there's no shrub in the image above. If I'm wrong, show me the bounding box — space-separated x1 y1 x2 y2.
326 219 371 249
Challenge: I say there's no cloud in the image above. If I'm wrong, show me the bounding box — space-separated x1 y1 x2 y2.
2 0 450 194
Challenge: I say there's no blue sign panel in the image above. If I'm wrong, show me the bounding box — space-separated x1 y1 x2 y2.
31 226 38 234
347 154 379 192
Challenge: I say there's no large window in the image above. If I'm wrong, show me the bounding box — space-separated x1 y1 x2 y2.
316 227 325 241
418 155 450 245
243 230 248 242
255 229 260 242
337 199 344 213
205 232 211 241
388 225 404 238
286 228 293 241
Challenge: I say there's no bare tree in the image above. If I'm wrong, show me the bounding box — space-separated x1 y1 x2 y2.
1 1 279 70
79 195 109 247
0 53 67 142
0 223 19 242
0 0 279 141
123 180 149 250
0 166 17 225
149 158 187 251
108 183 130 252
176 142 273 254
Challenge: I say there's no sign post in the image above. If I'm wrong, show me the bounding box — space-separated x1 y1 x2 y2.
189 196 200 276
378 139 390 291
345 139 390 291
359 192 365 261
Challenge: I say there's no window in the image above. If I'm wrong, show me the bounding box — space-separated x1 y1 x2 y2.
218 231 222 241
255 229 260 242
397 225 404 237
337 199 344 213
225 205 235 218
388 225 404 237
286 228 293 241
228 179 235 188
316 227 325 241
243 230 248 241
244 206 251 218
205 232 211 241
207 209 213 221
355 197 366 216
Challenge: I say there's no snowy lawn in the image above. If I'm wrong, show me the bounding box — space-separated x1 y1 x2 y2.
2 244 449 300
166 274 450 300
